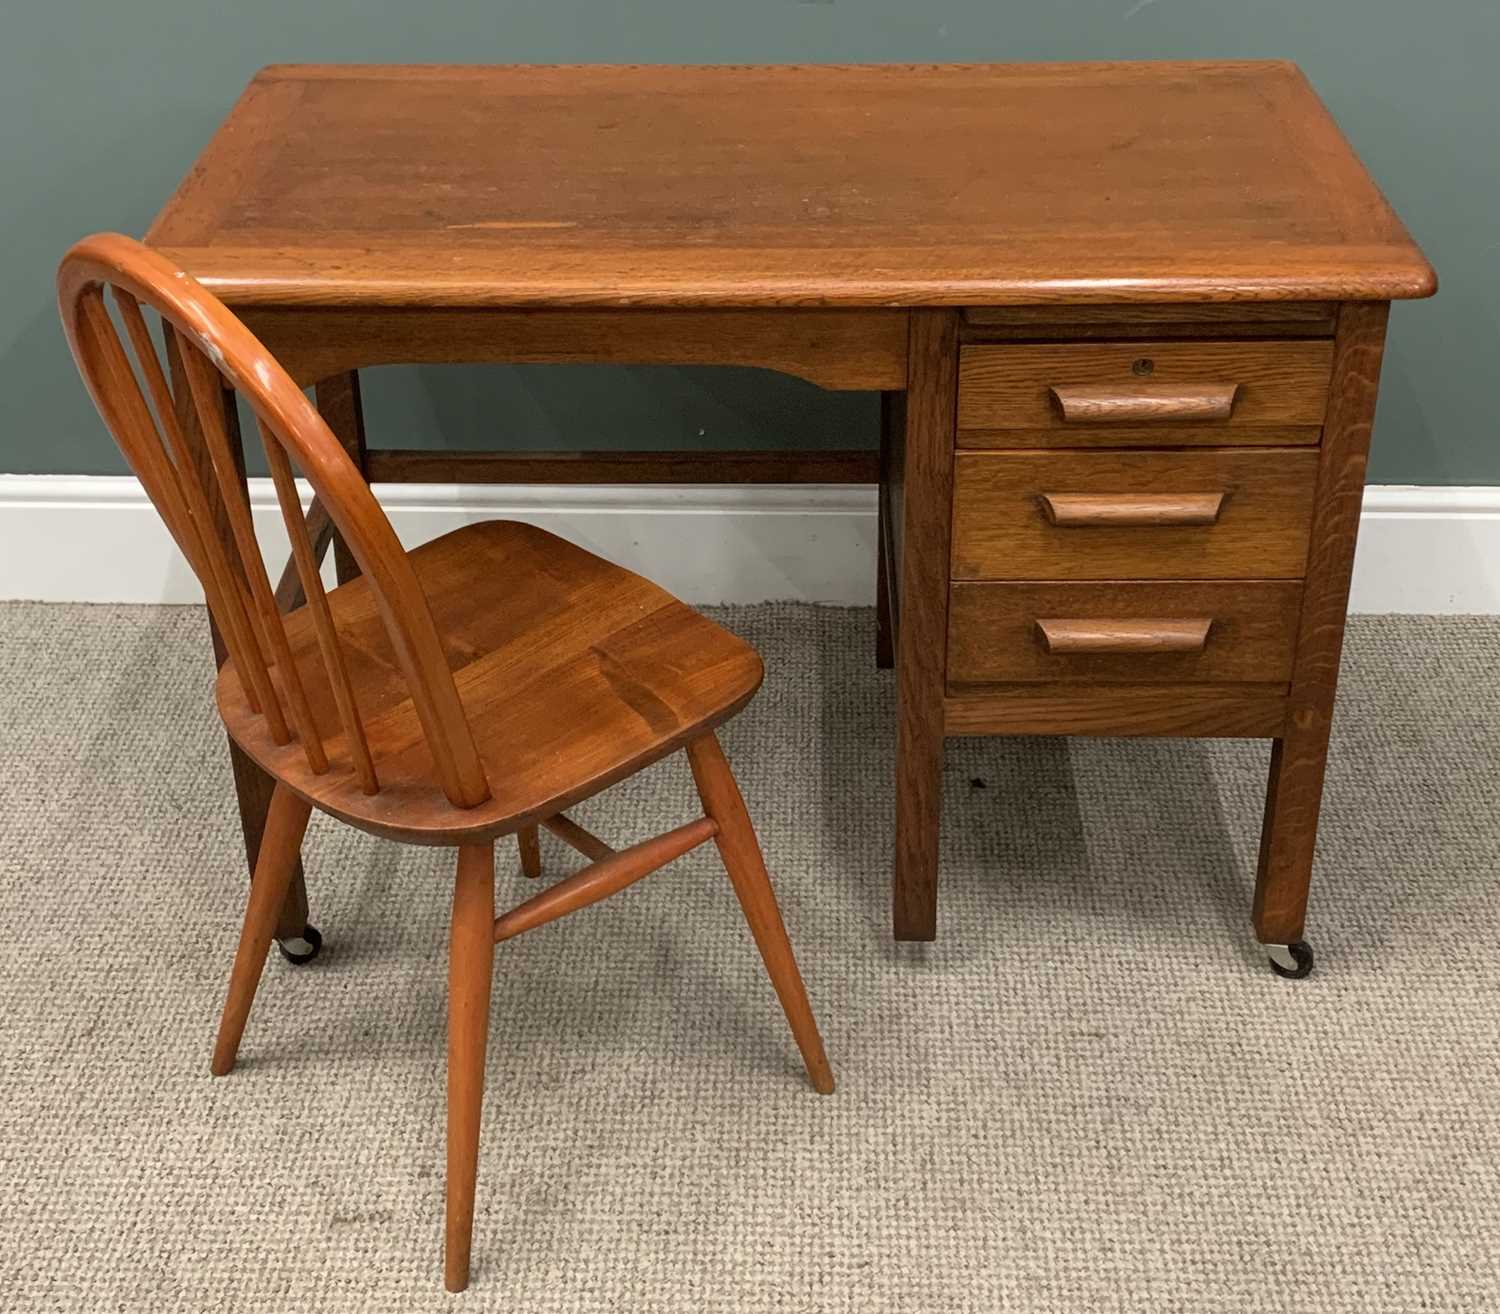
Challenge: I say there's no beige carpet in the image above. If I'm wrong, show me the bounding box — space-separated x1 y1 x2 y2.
2 601 1498 1312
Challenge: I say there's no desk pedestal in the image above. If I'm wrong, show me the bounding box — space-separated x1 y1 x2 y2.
887 301 1389 976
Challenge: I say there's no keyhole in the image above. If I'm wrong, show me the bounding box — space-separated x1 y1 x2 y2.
1132 357 1155 377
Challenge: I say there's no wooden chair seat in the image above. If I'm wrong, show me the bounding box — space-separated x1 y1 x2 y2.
218 519 763 846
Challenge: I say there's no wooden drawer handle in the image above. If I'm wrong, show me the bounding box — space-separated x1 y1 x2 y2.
1039 492 1226 527
1036 617 1212 654
1048 383 1239 424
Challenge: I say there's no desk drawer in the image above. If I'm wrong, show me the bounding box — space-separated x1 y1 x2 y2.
948 581 1302 686
957 339 1334 447
952 449 1318 580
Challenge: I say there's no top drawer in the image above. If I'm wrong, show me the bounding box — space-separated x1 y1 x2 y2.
957 340 1335 448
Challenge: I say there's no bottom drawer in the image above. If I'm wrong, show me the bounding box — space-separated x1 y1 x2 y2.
948 580 1302 686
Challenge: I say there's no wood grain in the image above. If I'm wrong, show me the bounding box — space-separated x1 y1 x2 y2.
223 726 311 943
1040 491 1225 528
240 307 906 391
948 581 1302 686
273 496 333 612
147 63 1433 309
945 685 1289 738
1253 301 1391 944
119 314 285 731
259 421 377 793
217 520 765 845
688 733 835 1095
363 449 879 487
491 818 717 943
516 826 542 879
541 813 617 863
209 782 313 1076
963 303 1339 335
875 390 900 669
1036 617 1211 655
892 310 958 941
1049 382 1238 424
62 234 494 812
952 449 1318 580
958 340 1334 437
162 329 312 943
312 372 367 584
958 425 1322 451
445 842 495 1294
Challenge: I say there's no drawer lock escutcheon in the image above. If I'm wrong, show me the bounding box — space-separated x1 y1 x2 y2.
1048 382 1239 424
1035 617 1213 655
1039 491 1227 527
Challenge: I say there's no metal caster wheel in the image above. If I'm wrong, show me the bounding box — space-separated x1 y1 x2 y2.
1267 940 1314 979
276 923 323 966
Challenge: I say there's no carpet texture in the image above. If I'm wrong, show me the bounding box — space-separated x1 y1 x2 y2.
1 602 1498 1313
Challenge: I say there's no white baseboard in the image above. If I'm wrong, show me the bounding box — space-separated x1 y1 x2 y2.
0 475 878 606
1347 487 1500 613
2 474 1497 613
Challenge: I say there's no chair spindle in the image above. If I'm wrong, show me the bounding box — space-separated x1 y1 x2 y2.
82 291 278 723
176 333 322 749
260 422 380 794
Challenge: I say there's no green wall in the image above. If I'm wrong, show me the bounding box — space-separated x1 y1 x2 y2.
4 1 1492 482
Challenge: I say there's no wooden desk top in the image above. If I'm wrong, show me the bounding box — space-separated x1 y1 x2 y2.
148 61 1435 310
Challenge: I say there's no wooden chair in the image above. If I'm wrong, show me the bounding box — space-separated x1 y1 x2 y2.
57 233 835 1292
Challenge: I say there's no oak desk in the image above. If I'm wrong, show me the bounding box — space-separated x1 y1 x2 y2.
147 61 1435 974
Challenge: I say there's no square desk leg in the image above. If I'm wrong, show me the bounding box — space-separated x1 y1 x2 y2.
874 391 900 671
313 372 369 585
892 311 959 941
1252 302 1390 948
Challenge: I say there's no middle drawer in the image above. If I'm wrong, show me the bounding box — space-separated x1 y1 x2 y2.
952 448 1318 580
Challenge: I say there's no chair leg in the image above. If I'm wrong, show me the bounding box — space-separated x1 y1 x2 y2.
211 782 313 1077
446 842 496 1293
517 825 542 879
686 733 835 1095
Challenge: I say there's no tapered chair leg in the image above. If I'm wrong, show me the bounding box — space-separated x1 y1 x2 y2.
211 782 313 1077
686 733 835 1095
446 842 496 1293
517 825 542 879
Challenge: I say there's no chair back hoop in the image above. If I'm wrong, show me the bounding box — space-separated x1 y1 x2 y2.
56 233 489 809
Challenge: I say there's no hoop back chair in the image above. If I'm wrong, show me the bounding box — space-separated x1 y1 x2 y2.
57 233 834 1292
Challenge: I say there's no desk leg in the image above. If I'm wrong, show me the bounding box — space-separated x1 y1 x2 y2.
875 391 899 670
1252 302 1389 977
314 371 369 584
875 512 894 670
168 343 316 959
892 313 959 941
